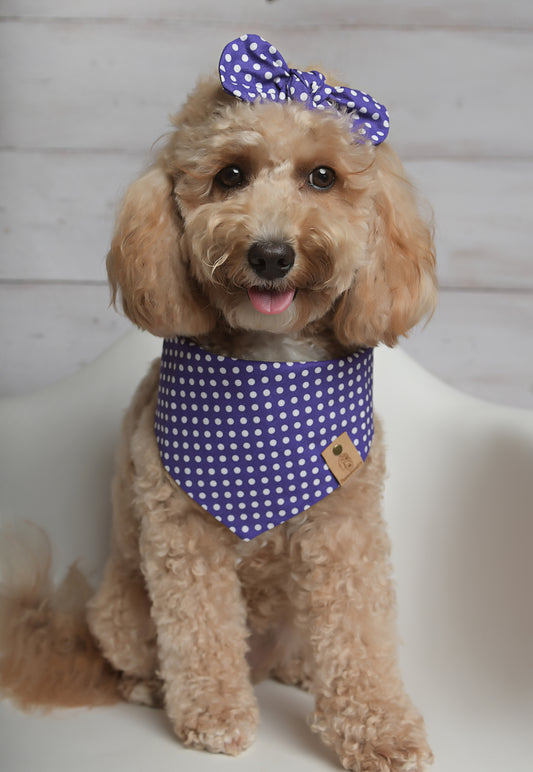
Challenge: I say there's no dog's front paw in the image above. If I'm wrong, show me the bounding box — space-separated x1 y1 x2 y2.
311 699 433 771
172 694 259 756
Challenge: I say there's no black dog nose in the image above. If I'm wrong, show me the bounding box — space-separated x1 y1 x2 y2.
247 241 295 280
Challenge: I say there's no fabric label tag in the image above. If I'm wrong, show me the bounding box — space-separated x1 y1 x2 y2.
321 432 363 485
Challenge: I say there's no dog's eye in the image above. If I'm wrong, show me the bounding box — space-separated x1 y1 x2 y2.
308 166 336 190
215 165 245 189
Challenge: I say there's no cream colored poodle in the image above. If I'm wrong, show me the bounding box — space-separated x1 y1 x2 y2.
1 34 437 772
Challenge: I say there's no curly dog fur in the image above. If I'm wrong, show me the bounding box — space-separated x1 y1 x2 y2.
1 68 437 771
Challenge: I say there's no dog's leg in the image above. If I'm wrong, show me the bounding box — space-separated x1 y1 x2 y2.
87 363 163 706
137 491 258 756
288 490 432 771
117 392 258 755
86 548 160 706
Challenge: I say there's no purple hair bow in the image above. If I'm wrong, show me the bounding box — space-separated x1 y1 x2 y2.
219 34 389 144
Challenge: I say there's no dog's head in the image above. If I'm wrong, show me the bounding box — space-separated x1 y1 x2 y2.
108 63 436 348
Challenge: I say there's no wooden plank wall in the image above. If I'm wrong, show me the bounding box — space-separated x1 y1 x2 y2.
1 1 532 407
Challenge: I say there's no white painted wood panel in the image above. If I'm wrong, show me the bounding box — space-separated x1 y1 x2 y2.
0 150 146 282
2 0 532 29
407 159 533 291
1 22 532 158
2 151 531 289
1 1 531 414
401 289 533 408
0 283 130 396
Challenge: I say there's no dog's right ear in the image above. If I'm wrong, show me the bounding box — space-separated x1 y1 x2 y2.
107 164 216 337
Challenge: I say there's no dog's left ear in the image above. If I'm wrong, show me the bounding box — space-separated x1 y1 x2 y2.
333 144 437 347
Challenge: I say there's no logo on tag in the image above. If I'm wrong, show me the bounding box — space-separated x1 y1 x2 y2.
321 432 363 485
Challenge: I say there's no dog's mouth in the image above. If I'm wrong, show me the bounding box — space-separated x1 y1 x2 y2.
247 287 296 316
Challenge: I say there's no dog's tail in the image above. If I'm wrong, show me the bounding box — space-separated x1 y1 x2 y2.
0 522 121 710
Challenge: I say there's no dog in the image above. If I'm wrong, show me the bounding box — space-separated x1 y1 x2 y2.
1 34 437 771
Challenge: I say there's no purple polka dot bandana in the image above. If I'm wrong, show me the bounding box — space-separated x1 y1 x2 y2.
219 33 389 144
155 337 374 541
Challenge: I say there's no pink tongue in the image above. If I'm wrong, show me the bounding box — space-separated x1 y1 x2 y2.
248 288 295 315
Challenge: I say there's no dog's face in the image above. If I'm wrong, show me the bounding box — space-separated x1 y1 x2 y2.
171 96 378 338
108 78 436 348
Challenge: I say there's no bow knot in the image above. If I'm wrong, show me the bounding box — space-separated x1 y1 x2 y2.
219 34 389 144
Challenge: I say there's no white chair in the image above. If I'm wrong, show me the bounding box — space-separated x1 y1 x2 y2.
1 331 532 772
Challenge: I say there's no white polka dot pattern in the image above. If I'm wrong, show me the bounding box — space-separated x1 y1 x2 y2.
155 337 374 541
218 34 390 144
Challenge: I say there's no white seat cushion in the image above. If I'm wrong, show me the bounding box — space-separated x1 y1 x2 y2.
1 331 532 771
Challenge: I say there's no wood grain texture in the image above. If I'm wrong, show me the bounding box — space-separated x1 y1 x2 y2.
2 0 532 29
407 159 533 291
1 1 531 409
0 283 130 396
0 150 145 282
401 289 533 409
1 22 532 158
